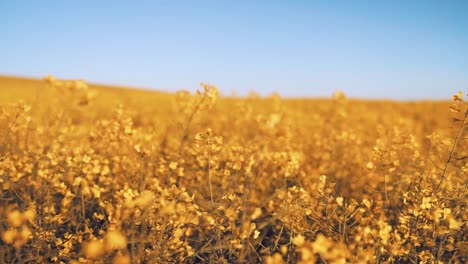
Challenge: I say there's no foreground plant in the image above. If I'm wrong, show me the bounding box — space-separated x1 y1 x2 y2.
0 77 466 263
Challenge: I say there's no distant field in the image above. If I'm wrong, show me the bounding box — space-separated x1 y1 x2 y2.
0 75 174 112
0 75 466 263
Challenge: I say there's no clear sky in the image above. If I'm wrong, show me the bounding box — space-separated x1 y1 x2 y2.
1 0 467 99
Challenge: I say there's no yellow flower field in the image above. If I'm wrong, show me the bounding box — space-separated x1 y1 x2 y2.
0 75 466 263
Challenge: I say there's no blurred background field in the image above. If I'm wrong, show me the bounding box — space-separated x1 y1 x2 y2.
2 1 466 262
0 75 465 263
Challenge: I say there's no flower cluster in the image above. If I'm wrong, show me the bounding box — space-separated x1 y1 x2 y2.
0 76 466 263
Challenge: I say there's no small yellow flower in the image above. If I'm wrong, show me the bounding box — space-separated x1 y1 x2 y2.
134 190 154 208
250 207 262 220
169 161 178 170
84 240 105 259
293 234 305 247
105 230 127 251
43 75 55 84
312 234 330 255
362 198 372 208
22 209 35 222
452 91 464 102
264 253 285 264
336 197 344 207
7 210 23 227
1 229 17 244
253 230 260 239
14 226 32 249
112 254 131 264
420 197 432 210
332 89 346 100
448 216 462 230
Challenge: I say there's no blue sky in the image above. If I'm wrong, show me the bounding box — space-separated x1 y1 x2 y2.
1 0 467 99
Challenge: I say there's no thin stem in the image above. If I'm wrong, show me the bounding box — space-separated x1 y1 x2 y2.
81 184 85 219
178 96 207 155
383 173 390 213
435 108 468 193
208 151 214 207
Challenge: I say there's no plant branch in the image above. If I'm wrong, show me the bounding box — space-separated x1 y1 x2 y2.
435 108 468 193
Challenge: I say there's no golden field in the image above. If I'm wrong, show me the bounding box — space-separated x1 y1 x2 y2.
0 75 466 263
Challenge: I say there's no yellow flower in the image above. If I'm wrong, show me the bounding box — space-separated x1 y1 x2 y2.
105 230 127 251
452 91 464 102
74 80 88 90
264 253 284 264
293 234 305 247
336 197 344 207
169 161 178 170
253 230 260 239
362 198 372 208
1 229 17 244
134 190 154 208
250 207 262 220
14 226 32 249
84 240 105 259
448 216 462 230
22 209 35 222
420 197 432 210
332 89 347 100
112 254 131 264
312 234 330 255
43 75 55 84
7 210 23 227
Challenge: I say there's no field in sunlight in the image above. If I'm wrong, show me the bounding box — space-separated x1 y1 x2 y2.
0 76 466 263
